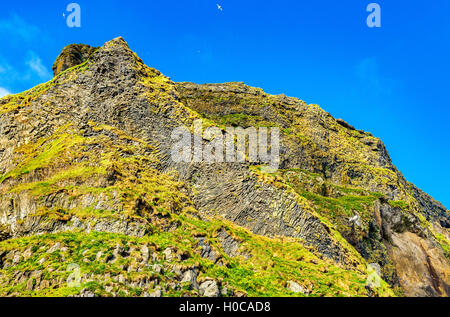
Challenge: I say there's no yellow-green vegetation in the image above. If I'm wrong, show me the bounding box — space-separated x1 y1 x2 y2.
0 55 94 116
52 44 98 76
251 167 382 231
1 38 447 298
0 213 394 297
388 200 410 210
202 113 279 128
0 122 187 225
0 117 394 297
248 166 373 269
434 233 450 259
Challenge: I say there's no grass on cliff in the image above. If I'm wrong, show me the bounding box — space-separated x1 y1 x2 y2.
0 122 394 297
0 122 166 224
0 45 399 297
202 113 279 128
0 55 95 116
0 211 394 297
250 166 383 230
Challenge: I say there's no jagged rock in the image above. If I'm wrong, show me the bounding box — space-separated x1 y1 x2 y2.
199 280 220 297
113 244 129 259
172 264 183 277
105 285 113 293
40 280 50 290
163 248 173 261
52 44 98 76
287 281 308 294
141 245 150 264
336 119 356 131
23 248 33 260
26 278 34 291
152 264 163 274
117 275 126 284
149 289 163 297
181 269 199 289
217 228 240 258
47 243 61 254
198 238 219 262
0 225 11 242
79 288 96 297
12 252 20 265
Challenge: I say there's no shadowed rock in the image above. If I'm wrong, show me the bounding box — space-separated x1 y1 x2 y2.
52 43 98 76
0 37 448 298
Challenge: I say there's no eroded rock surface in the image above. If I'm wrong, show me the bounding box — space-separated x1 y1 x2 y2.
0 37 448 297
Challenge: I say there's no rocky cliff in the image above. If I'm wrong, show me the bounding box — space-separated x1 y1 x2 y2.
0 38 448 297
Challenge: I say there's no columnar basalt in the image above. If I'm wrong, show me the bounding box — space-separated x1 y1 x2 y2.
0 37 448 297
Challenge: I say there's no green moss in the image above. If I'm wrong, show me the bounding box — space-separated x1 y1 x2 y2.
301 192 377 216
434 233 450 258
0 133 85 183
388 200 410 211
0 207 395 297
205 113 278 128
0 71 400 297
10 164 106 196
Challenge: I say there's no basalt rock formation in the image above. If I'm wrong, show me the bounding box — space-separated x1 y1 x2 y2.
0 37 448 297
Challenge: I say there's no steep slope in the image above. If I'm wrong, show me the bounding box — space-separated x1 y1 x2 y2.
0 38 448 297
175 81 450 296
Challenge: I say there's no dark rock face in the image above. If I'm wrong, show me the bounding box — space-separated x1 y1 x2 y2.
0 37 448 297
52 44 98 76
410 183 450 228
172 162 350 265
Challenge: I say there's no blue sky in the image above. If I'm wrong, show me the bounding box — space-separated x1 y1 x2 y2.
0 1 449 208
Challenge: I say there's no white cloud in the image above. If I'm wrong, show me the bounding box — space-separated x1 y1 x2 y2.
0 52 51 95
0 14 50 93
25 51 52 80
0 87 11 98
0 57 21 87
0 14 40 42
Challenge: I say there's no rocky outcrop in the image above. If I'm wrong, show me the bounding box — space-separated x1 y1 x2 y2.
410 183 450 229
388 231 450 296
52 44 98 76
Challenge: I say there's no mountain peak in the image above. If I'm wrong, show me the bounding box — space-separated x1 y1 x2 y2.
52 37 133 77
103 36 129 49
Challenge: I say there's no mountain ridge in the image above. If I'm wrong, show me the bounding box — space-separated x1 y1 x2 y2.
0 37 448 297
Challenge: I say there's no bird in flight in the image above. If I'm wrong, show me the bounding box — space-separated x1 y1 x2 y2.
217 4 223 11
